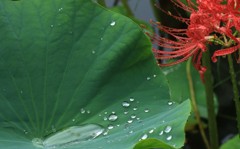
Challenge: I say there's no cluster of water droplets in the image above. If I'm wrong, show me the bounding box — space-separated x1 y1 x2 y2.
30 93 176 148
95 97 145 140
146 74 157 81
80 108 91 114
137 100 177 142
98 96 175 143
58 7 63 12
23 129 28 135
163 125 173 141
139 125 173 142
122 97 143 125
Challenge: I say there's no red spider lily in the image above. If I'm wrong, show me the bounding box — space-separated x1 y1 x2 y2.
149 0 240 80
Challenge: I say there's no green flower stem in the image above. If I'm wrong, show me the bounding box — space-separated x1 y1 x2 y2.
186 59 210 149
227 54 240 137
202 50 219 149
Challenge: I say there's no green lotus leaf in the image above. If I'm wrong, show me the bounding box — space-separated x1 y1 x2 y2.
0 0 191 149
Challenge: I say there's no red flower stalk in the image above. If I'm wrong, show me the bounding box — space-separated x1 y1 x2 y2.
149 0 240 80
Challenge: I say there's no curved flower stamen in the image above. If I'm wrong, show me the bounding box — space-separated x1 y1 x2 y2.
212 44 240 62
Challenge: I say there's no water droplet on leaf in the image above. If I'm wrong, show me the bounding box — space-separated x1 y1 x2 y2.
108 114 118 121
127 119 133 124
110 21 116 26
131 114 136 119
144 108 149 113
159 130 164 135
164 126 172 133
108 125 114 130
103 131 108 136
168 101 173 106
80 108 85 114
122 101 130 107
166 135 172 141
103 117 108 121
149 129 154 134
140 134 148 140
129 97 134 102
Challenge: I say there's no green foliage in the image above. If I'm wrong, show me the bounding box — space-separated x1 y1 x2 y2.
162 62 218 118
133 138 175 149
220 135 240 149
0 0 191 148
